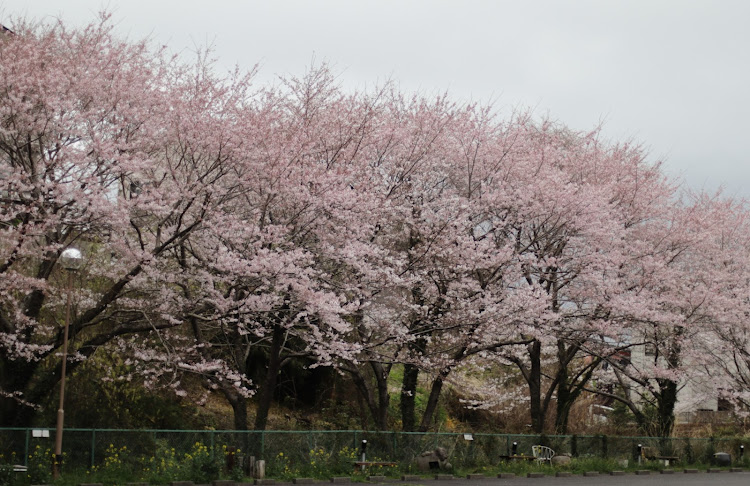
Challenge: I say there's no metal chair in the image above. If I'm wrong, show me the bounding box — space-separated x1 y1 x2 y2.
531 445 555 464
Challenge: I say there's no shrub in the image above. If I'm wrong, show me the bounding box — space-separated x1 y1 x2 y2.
0 464 15 486
90 444 138 485
27 445 52 485
268 451 297 480
184 442 221 484
142 441 182 484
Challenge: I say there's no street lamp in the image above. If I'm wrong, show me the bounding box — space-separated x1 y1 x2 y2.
53 247 83 479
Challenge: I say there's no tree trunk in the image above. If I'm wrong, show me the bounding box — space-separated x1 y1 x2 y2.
654 330 682 437
555 365 571 434
401 336 427 432
656 379 678 437
354 388 370 430
528 340 545 433
342 361 391 430
224 388 248 430
553 340 576 434
401 362 419 432
349 368 381 429
418 368 449 432
253 324 285 430
418 344 466 432
372 362 391 430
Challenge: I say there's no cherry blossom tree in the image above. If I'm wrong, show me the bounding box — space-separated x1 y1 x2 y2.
591 191 750 436
5 11 749 438
334 98 554 431
452 120 681 434
0 14 254 425
152 63 407 431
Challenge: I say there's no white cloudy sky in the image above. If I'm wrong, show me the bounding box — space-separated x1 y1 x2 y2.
2 1 749 197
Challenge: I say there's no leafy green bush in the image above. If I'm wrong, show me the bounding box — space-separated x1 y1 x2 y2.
27 445 52 485
142 441 182 484
299 447 332 479
331 446 359 475
268 445 398 480
268 451 297 480
88 444 138 485
0 451 21 486
184 442 221 484
0 464 15 486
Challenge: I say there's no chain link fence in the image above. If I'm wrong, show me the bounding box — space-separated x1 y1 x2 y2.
0 428 747 471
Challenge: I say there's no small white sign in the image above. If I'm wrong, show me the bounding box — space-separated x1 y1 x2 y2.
32 429 50 438
463 434 473 441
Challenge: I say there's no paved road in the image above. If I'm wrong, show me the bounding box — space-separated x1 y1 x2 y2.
397 471 750 486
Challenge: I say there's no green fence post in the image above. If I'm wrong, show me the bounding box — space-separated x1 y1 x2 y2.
261 431 265 457
210 430 215 460
24 428 30 467
468 435 475 466
91 429 96 468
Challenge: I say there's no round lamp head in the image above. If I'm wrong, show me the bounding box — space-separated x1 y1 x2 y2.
60 247 83 270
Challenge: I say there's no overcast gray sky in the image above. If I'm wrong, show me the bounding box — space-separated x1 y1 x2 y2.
2 1 749 197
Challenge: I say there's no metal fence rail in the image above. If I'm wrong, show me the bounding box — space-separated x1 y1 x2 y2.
0 428 746 471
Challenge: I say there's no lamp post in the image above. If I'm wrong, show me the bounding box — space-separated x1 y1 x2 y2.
360 440 367 471
53 247 83 480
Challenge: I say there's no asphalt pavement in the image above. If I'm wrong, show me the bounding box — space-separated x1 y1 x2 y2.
395 471 750 486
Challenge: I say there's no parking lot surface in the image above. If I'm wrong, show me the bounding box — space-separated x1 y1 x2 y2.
398 471 750 486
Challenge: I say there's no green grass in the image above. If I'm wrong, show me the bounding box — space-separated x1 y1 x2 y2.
10 453 746 486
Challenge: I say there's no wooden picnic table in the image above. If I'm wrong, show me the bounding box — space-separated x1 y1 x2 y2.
499 455 536 462
353 461 398 469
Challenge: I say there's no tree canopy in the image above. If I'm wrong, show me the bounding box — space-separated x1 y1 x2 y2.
2 14 749 436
